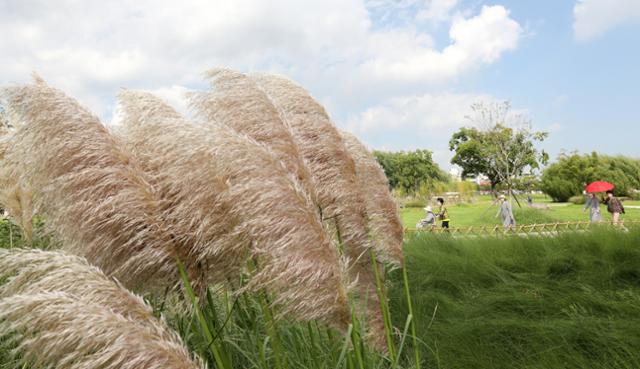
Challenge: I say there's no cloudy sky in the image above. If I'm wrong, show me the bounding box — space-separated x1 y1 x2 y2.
1 0 639 169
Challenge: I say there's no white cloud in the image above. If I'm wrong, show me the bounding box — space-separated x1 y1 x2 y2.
0 0 523 154
343 92 500 169
573 0 640 41
359 5 521 85
346 92 496 135
416 0 459 23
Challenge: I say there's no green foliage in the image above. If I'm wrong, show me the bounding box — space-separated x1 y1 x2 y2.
569 195 586 205
449 101 548 190
389 229 640 369
541 152 640 202
373 149 448 195
0 218 52 249
403 199 426 208
416 180 478 203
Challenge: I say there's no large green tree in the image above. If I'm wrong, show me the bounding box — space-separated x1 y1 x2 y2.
373 149 448 194
449 101 548 197
541 152 640 202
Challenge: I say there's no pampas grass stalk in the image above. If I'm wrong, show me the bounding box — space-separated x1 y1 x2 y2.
340 131 404 265
190 68 317 203
0 248 206 369
117 90 350 328
0 183 34 244
0 78 185 290
0 124 35 244
251 74 387 350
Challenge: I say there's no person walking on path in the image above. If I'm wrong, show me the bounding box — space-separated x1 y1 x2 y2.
604 190 625 225
496 194 516 230
583 193 602 223
436 197 450 229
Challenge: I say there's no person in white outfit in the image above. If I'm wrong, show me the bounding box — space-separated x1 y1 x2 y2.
496 195 516 230
417 206 436 229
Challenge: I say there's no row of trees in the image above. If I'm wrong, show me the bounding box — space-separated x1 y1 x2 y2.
541 153 640 201
374 101 638 204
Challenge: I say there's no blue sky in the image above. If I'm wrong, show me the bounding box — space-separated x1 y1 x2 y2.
1 0 638 170
464 0 640 166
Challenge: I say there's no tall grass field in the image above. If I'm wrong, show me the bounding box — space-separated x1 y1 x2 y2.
391 229 640 369
2 219 639 368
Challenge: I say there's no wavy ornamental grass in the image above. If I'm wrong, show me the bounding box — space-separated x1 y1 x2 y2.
0 71 405 361
116 90 349 327
0 248 206 369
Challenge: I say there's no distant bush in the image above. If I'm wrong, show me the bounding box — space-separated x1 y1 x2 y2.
416 180 478 203
568 195 585 205
541 152 640 202
403 199 425 208
541 177 580 202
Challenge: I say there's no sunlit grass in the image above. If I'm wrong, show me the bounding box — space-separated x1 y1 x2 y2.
401 195 640 228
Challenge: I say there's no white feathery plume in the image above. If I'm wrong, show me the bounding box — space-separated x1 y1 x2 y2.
251 74 387 349
0 79 180 290
340 131 404 265
0 248 206 369
117 90 350 328
190 68 317 203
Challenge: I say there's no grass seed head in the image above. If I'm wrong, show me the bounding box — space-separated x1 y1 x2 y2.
0 79 179 291
341 131 404 265
0 249 206 369
118 90 351 328
251 73 386 349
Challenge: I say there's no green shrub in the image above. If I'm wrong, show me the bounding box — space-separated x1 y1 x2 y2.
403 198 425 208
541 152 640 201
541 177 581 202
569 195 585 204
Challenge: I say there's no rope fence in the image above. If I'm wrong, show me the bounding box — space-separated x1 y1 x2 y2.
406 220 640 236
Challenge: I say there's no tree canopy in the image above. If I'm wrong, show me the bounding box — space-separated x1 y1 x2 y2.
373 149 448 194
541 152 640 202
449 101 548 192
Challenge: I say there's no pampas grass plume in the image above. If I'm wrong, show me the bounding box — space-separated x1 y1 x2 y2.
340 131 404 265
0 248 206 369
0 79 179 290
117 90 350 328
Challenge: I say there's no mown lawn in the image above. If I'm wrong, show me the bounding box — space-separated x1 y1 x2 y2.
401 195 640 228
388 229 640 369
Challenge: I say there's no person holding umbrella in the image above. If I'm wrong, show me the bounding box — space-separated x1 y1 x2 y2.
584 181 624 225
583 192 602 223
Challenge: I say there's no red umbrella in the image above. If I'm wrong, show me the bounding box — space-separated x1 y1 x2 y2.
585 181 614 193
